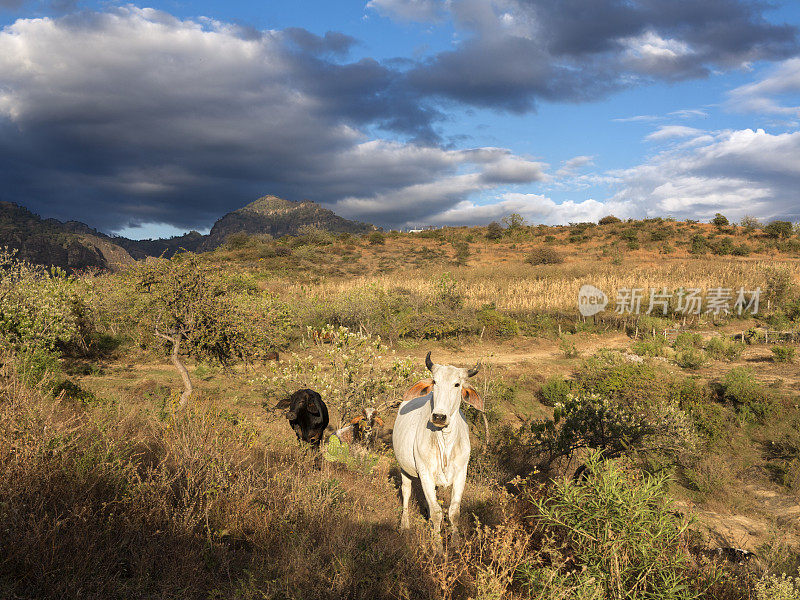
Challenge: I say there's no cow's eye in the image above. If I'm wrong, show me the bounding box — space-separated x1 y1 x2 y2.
454 383 460 388
432 380 436 385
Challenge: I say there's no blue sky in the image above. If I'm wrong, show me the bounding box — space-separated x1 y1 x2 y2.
1 0 800 238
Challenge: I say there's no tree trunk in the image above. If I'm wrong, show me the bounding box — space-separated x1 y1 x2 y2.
155 328 192 409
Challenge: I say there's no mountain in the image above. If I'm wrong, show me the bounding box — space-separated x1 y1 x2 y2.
200 195 373 250
113 231 206 259
0 202 135 271
0 195 375 270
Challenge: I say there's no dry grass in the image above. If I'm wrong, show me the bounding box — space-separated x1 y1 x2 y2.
269 258 800 313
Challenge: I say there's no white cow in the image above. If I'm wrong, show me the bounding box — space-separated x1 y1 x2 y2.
393 351 483 549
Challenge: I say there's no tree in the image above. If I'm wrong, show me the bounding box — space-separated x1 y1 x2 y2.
599 215 622 225
764 220 793 239
711 213 729 227
485 221 504 240
136 255 266 408
740 215 762 232
502 213 526 230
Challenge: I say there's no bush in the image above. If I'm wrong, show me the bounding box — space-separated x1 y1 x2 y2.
530 454 699 600
704 336 744 361
476 304 519 338
225 231 251 249
675 348 706 370
631 338 667 357
599 215 621 225
368 231 385 245
755 570 800 600
772 346 796 363
689 234 707 255
525 247 563 265
539 376 570 407
486 221 504 240
712 213 729 227
765 220 794 239
719 367 773 423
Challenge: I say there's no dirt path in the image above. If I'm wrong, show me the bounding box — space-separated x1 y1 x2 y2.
675 484 800 552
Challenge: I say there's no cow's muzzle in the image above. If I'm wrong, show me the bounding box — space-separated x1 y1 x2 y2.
430 413 448 427
286 411 297 421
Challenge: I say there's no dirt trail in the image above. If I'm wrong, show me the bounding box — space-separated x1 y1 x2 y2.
675 485 800 552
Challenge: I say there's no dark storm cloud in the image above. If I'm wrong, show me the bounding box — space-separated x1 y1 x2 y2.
1 1 799 232
0 7 463 230
403 0 799 110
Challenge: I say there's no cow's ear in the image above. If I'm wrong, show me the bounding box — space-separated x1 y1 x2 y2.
403 378 434 402
462 385 484 412
274 396 292 410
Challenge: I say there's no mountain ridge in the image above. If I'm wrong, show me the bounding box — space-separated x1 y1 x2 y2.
0 196 375 271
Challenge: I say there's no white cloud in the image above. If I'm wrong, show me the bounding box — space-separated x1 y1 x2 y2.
727 58 800 117
608 128 800 222
645 125 705 142
556 155 594 177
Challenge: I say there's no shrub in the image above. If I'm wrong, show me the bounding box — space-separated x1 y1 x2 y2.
741 215 762 231
631 338 667 357
486 221 504 240
225 231 251 249
689 234 707 255
772 346 796 363
719 367 773 423
675 348 706 370
704 336 745 361
599 215 621 225
502 213 526 230
558 334 579 358
539 376 570 407
525 247 563 265
530 454 699 600
368 231 385 245
765 220 794 239
451 239 470 265
755 570 800 600
476 304 519 338
649 228 671 242
673 332 703 349
712 213 729 227
274 245 291 257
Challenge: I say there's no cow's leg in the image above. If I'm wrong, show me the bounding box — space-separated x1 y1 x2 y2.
419 471 443 552
400 471 412 530
448 467 468 540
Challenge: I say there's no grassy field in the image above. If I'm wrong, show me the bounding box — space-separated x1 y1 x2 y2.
2 217 800 599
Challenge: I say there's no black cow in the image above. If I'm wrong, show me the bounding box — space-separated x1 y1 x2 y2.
277 388 329 447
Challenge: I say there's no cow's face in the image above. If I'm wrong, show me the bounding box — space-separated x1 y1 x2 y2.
429 364 471 428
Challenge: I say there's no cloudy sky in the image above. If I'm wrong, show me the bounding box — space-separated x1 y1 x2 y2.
1 1 800 238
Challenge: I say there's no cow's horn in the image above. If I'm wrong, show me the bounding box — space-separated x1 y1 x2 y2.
425 351 434 372
467 361 481 377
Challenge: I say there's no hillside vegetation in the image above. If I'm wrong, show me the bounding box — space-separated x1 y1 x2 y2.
2 213 800 599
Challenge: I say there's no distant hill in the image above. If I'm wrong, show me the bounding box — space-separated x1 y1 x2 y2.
0 202 135 271
200 195 373 250
0 196 376 270
113 231 206 259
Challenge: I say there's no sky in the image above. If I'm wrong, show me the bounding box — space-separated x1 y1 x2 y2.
1 1 800 239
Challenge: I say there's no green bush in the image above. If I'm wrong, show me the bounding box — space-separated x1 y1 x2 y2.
539 376 570 407
367 231 385 245
765 220 793 239
772 346 796 362
673 332 703 350
476 304 519 338
486 221 504 240
689 234 707 255
675 348 706 370
704 336 744 361
631 337 667 357
598 215 621 225
712 213 729 227
525 247 563 265
529 454 699 600
719 367 773 423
